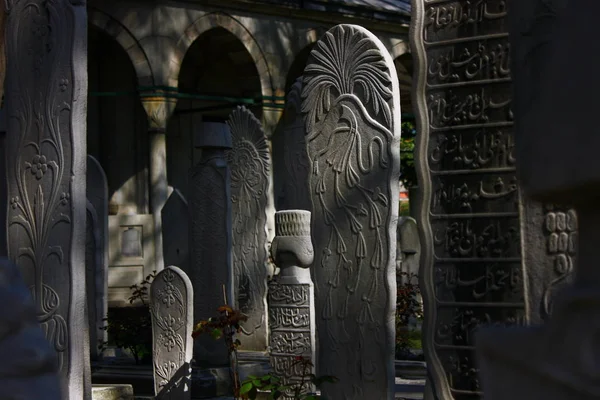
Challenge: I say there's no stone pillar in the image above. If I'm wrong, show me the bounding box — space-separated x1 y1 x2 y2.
4 1 90 398
189 122 233 366
140 90 178 272
269 210 316 398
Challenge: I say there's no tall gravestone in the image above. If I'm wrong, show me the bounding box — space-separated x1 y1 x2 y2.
150 265 193 399
162 189 189 274
226 106 270 352
410 1 578 398
273 78 311 211
189 122 232 366
4 1 90 398
397 217 421 284
86 155 108 360
269 210 316 398
301 24 401 399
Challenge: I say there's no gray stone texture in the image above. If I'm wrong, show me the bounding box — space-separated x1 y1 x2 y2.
0 257 62 399
397 216 420 285
226 106 271 352
409 1 579 398
273 79 311 211
189 122 232 366
301 24 401 399
150 265 194 399
4 1 91 398
91 384 134 400
0 126 6 258
162 189 190 274
269 210 316 399
87 155 109 361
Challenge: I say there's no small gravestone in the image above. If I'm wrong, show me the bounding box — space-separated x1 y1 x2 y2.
4 1 91 397
150 265 193 399
0 257 62 399
397 217 420 285
162 190 189 274
269 210 316 398
273 79 311 211
226 106 270 351
86 155 108 361
189 122 232 365
301 24 401 399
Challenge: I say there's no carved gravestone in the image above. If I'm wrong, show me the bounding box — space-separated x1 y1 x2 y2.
189 122 232 366
0 257 62 399
397 216 421 285
4 1 91 398
150 266 193 399
86 155 108 361
269 210 316 398
162 189 189 274
301 24 401 399
410 1 578 398
226 106 270 351
272 79 311 211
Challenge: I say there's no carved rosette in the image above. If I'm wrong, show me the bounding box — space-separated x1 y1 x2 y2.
269 210 316 399
226 106 271 350
4 0 89 398
150 266 193 398
301 24 400 399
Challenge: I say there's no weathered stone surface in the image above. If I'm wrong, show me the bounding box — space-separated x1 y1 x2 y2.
189 122 232 366
0 122 6 257
162 189 190 274
397 216 420 284
4 1 90 398
301 24 401 399
269 210 316 399
273 79 311 211
150 266 193 399
0 257 62 399
226 106 270 352
410 1 579 398
87 155 109 361
91 384 134 400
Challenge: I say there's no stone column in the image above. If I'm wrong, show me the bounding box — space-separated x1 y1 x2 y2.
269 210 316 399
140 89 178 272
4 1 90 398
189 122 233 366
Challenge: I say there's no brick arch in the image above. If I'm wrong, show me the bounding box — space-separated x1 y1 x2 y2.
178 12 274 98
88 8 154 87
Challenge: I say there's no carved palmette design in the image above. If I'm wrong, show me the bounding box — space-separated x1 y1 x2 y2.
226 106 270 346
150 266 193 396
5 0 88 396
301 24 400 399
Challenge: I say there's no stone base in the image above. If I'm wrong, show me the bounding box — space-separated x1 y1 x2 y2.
92 384 134 400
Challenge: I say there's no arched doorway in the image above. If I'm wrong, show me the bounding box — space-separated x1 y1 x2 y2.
167 27 263 198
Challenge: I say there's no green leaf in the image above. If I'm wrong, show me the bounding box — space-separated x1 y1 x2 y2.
252 379 262 386
240 382 254 395
210 328 223 340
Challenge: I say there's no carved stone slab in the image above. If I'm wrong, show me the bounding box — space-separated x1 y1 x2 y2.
150 266 193 399
4 1 90 398
397 216 421 285
269 210 316 399
301 24 401 399
0 128 6 257
162 189 189 274
189 122 232 366
0 257 62 399
410 1 579 398
86 155 108 361
273 79 311 211
226 106 270 352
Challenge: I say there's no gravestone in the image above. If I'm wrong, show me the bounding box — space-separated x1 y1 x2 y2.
301 24 401 399
269 210 316 398
0 257 62 399
397 216 420 285
226 106 270 351
162 189 189 274
189 122 232 366
4 1 91 398
474 2 598 399
0 113 6 257
86 155 109 361
273 78 311 211
410 1 578 398
150 265 193 399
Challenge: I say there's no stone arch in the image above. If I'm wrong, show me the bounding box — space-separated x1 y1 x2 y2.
390 40 410 60
179 12 274 98
88 7 154 87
